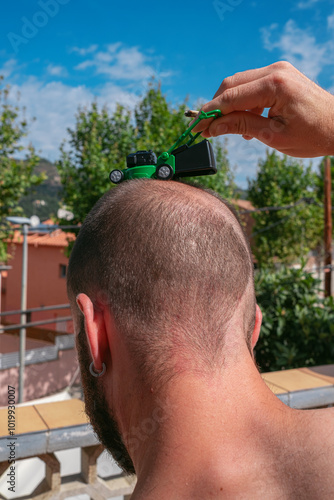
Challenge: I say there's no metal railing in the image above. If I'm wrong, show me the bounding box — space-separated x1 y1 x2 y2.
0 303 70 317
0 316 72 332
0 305 74 371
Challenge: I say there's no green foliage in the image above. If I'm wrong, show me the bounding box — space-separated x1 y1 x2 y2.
0 76 45 263
248 151 322 267
57 83 236 232
134 82 189 156
57 102 134 225
316 156 334 235
255 266 334 371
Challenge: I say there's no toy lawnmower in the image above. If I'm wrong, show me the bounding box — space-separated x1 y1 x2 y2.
109 109 222 184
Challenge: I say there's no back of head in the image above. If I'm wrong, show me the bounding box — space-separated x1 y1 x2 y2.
67 179 255 385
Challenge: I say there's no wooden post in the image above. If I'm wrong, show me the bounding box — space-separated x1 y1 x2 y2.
324 156 332 297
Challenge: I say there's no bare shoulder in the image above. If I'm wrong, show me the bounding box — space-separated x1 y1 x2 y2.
297 406 334 456
307 406 334 431
286 407 334 497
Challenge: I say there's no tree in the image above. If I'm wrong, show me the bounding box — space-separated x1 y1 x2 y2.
57 83 236 232
0 76 44 263
134 81 189 156
315 156 334 236
255 265 334 371
57 102 134 225
247 151 322 267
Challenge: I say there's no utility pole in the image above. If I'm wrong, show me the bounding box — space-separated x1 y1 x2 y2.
324 156 332 297
19 223 29 403
6 216 40 403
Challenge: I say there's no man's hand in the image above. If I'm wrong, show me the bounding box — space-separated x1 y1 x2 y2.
193 61 334 158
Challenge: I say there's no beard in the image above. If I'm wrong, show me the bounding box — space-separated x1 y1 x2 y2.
76 323 135 475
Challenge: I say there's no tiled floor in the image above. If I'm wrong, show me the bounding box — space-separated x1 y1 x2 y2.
0 399 87 438
261 367 334 393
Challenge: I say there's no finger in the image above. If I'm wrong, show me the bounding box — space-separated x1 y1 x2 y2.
212 61 295 99
212 64 278 99
191 114 215 133
206 111 283 149
193 76 277 134
193 75 280 136
208 77 279 115
191 108 264 135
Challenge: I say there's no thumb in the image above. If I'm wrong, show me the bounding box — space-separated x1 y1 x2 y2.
206 111 279 147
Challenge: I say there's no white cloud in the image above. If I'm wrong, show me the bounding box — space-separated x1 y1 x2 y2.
0 58 19 79
296 0 321 9
70 44 98 56
328 13 334 30
261 19 334 80
74 60 95 71
46 64 67 77
225 135 269 188
74 43 164 81
6 77 139 161
106 42 122 53
95 51 115 63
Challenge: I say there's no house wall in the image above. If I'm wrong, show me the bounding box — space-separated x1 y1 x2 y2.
0 349 79 405
0 334 50 354
2 242 72 332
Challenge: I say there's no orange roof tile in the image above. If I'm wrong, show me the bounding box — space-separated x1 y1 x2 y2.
10 228 75 248
232 199 255 211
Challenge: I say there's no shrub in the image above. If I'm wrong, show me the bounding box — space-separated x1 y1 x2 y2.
254 266 334 371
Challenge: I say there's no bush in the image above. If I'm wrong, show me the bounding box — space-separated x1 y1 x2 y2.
254 266 334 371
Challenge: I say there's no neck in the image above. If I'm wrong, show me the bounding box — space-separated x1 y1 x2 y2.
124 345 293 499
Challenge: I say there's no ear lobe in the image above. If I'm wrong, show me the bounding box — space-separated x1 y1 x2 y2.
76 293 109 372
251 304 262 350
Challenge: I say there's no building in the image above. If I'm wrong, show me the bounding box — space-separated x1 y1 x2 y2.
0 223 77 404
1 223 75 332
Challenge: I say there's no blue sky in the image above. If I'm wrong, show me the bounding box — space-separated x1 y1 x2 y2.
1 0 334 187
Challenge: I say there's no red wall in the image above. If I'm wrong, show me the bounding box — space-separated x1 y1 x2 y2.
2 242 72 332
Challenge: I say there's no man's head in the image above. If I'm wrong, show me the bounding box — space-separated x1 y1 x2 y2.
67 179 258 472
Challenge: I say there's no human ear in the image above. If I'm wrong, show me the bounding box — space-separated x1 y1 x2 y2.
76 293 109 372
251 304 262 350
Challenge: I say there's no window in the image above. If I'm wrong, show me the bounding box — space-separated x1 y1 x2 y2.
59 264 67 278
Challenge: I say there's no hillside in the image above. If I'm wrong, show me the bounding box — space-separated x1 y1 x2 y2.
19 159 63 220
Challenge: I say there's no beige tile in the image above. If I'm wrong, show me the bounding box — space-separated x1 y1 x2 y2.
35 399 88 430
262 377 288 394
262 369 332 392
0 406 48 437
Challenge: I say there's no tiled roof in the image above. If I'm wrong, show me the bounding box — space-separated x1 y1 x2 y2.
232 199 254 211
10 228 75 248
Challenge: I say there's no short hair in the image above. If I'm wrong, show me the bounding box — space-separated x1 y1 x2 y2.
67 179 255 385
